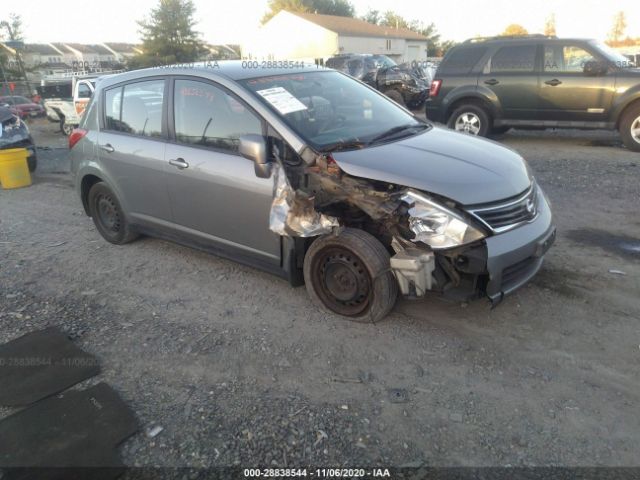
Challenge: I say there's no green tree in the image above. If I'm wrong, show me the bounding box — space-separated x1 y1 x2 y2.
360 9 381 25
0 13 30 89
501 24 529 36
129 0 207 69
261 0 355 24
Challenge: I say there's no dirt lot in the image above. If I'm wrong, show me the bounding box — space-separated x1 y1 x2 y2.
1 118 639 472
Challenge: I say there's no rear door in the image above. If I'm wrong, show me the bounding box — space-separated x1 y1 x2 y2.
164 77 280 264
539 42 615 121
480 43 540 120
98 78 172 224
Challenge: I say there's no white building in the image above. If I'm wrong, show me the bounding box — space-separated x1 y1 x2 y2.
243 11 429 64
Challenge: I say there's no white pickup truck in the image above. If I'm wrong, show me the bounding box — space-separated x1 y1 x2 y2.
40 70 122 135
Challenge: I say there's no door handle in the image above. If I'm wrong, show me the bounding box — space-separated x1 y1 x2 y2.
484 78 499 86
100 143 114 153
545 79 562 86
169 158 189 169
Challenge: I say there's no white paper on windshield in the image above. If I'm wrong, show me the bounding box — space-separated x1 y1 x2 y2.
256 87 307 115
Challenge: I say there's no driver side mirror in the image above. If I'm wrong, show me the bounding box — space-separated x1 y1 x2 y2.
583 61 607 76
239 134 272 179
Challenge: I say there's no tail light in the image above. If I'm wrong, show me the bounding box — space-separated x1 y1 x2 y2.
429 79 442 97
68 128 87 149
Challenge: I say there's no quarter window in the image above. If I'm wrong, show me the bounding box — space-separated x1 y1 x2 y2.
103 80 164 138
544 45 595 72
173 79 262 153
489 45 537 73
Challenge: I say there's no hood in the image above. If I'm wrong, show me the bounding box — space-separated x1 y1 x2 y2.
332 126 532 205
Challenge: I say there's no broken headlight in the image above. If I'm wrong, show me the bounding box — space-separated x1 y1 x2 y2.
401 190 485 250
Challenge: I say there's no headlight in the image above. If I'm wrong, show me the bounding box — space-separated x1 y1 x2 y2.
400 190 486 249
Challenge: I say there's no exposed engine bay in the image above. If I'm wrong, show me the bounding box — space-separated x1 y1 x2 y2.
268 146 490 301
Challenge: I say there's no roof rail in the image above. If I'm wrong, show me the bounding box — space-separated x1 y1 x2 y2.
463 34 556 43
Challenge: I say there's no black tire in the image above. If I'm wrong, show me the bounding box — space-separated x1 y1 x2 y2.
27 152 37 173
385 89 406 108
303 228 398 323
60 117 73 136
619 103 640 152
447 103 491 137
87 182 138 245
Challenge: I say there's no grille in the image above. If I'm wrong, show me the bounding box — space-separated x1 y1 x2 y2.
469 185 538 232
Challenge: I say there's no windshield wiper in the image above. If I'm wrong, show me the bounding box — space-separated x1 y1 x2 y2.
321 139 368 152
369 123 428 145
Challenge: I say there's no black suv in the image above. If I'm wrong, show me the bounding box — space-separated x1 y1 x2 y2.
326 54 429 109
426 35 640 151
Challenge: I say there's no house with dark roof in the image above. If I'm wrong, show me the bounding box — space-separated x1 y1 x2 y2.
242 11 428 63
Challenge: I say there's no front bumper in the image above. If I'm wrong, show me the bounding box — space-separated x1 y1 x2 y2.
484 187 555 303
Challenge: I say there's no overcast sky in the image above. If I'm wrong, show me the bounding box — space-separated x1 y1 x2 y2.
7 0 640 45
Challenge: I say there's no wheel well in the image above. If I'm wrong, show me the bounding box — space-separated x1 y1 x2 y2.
445 97 494 124
80 174 102 215
617 98 640 129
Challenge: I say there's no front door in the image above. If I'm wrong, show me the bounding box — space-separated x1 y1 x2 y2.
480 43 540 120
539 43 616 121
164 78 280 264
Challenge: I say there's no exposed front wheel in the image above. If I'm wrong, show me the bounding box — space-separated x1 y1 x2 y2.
303 228 398 323
60 117 74 136
619 104 640 152
447 104 490 137
87 182 139 245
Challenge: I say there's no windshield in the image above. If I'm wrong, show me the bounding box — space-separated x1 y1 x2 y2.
241 71 426 151
590 40 636 68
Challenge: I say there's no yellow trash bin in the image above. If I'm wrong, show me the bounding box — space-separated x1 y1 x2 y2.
0 148 31 189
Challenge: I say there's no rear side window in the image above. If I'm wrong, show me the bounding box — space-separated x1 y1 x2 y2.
103 79 164 138
439 46 488 74
173 79 262 154
488 45 537 73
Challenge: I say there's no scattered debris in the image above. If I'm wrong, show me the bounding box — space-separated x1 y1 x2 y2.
608 269 627 276
449 413 463 423
146 425 164 438
46 241 67 247
314 429 328 447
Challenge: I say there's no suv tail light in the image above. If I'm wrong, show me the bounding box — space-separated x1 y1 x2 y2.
68 128 87 149
429 79 442 97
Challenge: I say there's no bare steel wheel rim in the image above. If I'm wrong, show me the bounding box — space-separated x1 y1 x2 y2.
631 116 640 144
311 246 372 317
96 193 121 233
454 112 481 135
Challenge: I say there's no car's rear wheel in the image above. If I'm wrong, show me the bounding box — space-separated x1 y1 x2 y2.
448 104 490 137
303 228 398 323
60 117 73 136
87 182 138 245
385 89 406 108
619 103 640 152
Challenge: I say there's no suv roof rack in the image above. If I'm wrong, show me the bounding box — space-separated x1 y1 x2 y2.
463 34 556 43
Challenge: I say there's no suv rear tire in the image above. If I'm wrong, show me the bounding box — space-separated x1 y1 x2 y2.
619 103 640 152
447 104 490 137
303 228 398 323
88 182 139 245
385 90 406 108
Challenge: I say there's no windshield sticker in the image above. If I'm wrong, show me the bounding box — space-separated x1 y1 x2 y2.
256 87 307 115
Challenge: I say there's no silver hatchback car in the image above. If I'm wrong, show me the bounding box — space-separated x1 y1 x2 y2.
70 62 555 322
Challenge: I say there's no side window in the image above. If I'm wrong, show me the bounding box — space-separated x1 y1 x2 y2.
440 46 488 74
489 45 537 73
104 86 122 131
121 80 164 137
174 79 262 153
544 45 595 73
77 82 92 99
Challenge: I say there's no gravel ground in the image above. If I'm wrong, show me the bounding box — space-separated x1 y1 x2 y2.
1 118 639 474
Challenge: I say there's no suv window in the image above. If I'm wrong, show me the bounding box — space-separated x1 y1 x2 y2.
488 45 537 73
174 79 262 153
544 45 595 72
104 79 164 137
77 83 92 99
439 46 488 74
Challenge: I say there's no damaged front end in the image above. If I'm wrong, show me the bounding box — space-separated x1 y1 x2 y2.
265 146 491 302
